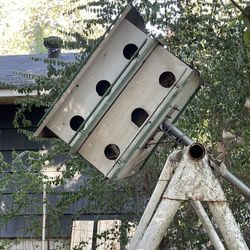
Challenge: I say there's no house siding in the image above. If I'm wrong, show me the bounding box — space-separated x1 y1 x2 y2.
0 104 142 239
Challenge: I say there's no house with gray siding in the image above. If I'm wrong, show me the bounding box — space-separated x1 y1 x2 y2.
0 52 143 249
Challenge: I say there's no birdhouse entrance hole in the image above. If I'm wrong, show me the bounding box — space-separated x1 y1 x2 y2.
104 144 120 160
123 43 138 60
131 108 149 127
159 71 176 88
70 115 85 131
96 80 111 96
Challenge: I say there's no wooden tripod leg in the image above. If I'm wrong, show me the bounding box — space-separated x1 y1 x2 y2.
128 151 181 250
191 201 225 250
136 199 181 250
208 201 248 250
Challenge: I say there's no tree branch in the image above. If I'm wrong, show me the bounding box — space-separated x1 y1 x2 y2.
230 0 249 16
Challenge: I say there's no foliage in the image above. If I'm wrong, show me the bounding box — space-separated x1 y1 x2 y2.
0 240 12 250
44 36 64 48
232 1 250 46
0 0 249 249
0 0 98 55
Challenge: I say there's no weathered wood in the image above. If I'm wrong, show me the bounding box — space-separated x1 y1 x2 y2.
0 105 44 128
128 150 181 250
164 150 226 202
136 199 181 250
0 128 41 150
191 201 225 250
130 145 247 249
0 105 45 151
208 201 249 250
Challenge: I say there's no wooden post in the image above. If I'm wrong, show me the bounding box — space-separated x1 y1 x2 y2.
191 201 225 250
128 151 181 249
136 199 181 250
208 201 248 250
128 144 248 250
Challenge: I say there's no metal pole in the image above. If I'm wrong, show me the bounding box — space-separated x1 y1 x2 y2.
162 121 250 199
219 162 250 199
42 183 46 250
162 120 193 146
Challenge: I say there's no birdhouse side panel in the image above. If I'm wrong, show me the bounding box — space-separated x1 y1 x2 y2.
78 45 193 176
114 70 201 179
43 19 152 144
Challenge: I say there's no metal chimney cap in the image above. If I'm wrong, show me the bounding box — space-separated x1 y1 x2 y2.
44 36 63 58
43 36 63 49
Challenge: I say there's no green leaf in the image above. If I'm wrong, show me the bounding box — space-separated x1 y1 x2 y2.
238 13 244 21
245 5 250 15
243 30 250 45
243 6 250 29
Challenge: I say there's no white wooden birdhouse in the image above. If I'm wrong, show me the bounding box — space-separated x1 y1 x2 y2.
35 5 202 180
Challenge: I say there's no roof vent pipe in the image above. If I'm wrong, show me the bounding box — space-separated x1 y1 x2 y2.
43 36 63 58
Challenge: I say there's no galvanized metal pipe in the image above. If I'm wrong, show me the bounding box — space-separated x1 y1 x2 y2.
162 120 193 146
162 121 250 199
188 142 205 160
219 162 250 200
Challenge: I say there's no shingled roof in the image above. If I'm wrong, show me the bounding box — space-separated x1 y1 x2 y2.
0 53 76 104
0 53 76 85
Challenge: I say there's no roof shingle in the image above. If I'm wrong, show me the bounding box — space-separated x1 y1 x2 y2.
0 53 76 85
